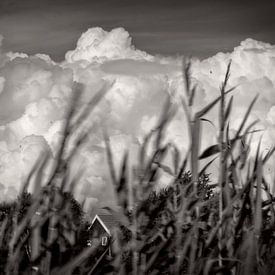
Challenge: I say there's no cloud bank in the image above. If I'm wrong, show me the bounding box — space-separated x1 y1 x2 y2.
0 27 275 206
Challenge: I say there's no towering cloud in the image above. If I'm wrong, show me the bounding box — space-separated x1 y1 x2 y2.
65 27 153 64
0 41 75 199
0 28 275 204
192 38 275 148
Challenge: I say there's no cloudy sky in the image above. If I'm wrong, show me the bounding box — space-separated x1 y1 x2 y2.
0 0 275 206
0 0 274 60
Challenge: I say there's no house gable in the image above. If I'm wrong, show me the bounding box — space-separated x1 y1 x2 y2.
89 214 111 236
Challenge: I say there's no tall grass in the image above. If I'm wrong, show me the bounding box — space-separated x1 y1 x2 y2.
0 61 275 274
105 60 275 274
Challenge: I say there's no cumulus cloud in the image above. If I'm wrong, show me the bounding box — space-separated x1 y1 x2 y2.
0 56 73 124
192 38 275 145
65 27 153 64
0 44 75 199
0 28 275 203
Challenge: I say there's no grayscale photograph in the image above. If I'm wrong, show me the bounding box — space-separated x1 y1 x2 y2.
0 0 274 274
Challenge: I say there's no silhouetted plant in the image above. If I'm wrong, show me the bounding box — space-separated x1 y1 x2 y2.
1 61 275 275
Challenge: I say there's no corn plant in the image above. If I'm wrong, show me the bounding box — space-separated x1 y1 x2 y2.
0 61 275 275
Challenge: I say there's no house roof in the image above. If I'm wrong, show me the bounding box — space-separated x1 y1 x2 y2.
98 214 117 230
89 208 118 235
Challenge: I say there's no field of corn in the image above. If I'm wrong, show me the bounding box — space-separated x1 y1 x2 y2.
0 60 275 275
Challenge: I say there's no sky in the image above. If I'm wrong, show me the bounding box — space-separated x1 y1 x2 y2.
0 1 275 206
0 0 274 60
